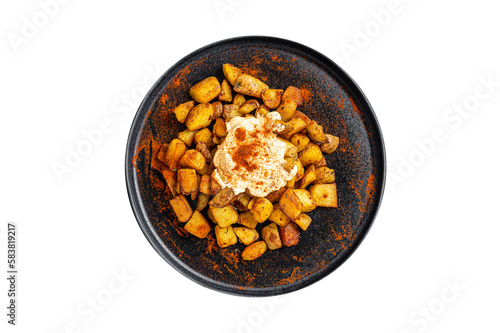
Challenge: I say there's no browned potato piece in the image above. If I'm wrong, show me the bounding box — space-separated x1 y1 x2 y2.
278 138 298 159
315 155 327 168
194 128 213 149
294 160 305 181
235 193 252 211
271 120 293 135
283 157 295 172
222 104 242 121
164 138 187 171
156 143 169 165
197 163 214 176
249 197 273 223
255 104 270 117
283 117 306 138
314 167 335 184
234 74 269 98
195 141 212 164
299 165 316 189
222 63 242 86
210 176 222 195
261 89 283 109
279 188 303 221
213 118 228 137
286 176 296 188
321 134 340 154
309 183 338 207
306 120 328 144
266 187 286 203
188 77 221 103
239 99 260 114
190 173 201 200
177 168 198 195
298 142 323 166
199 174 212 195
196 193 210 211
169 195 193 222
233 227 259 245
276 98 297 122
179 150 206 171
242 241 267 260
233 93 246 106
293 189 317 212
177 129 196 147
290 110 311 127
294 213 312 231
173 101 195 123
209 187 237 208
186 103 214 131
268 204 290 227
238 210 258 229
212 101 223 118
162 168 177 196
279 221 300 247
261 223 282 250
210 205 239 228
214 225 238 248
219 79 233 102
282 86 303 106
184 210 211 238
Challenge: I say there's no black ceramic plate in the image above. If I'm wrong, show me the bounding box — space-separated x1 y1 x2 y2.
125 36 385 296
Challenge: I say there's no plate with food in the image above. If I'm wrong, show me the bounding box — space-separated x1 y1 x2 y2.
125 36 385 296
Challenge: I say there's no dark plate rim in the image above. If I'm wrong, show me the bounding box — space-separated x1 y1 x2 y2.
125 35 386 297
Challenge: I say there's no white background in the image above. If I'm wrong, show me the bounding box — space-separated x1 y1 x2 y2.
1 0 499 332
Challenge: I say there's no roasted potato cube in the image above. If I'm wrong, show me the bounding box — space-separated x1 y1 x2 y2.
214 225 238 248
283 157 295 172
261 223 282 250
177 129 196 147
169 195 193 223
294 213 312 231
315 155 327 168
282 86 303 106
197 162 214 176
286 176 296 188
249 197 273 223
222 104 242 121
212 101 223 118
194 128 213 149
321 134 340 154
235 193 252 211
268 204 290 227
179 149 206 171
210 176 222 195
306 120 328 144
265 187 286 203
213 118 228 137
233 227 259 245
190 173 201 200
186 103 214 131
177 168 198 195
299 165 316 189
233 93 246 107
222 63 242 86
184 210 211 238
309 183 338 207
276 98 297 122
294 159 305 181
279 221 300 247
188 76 221 104
261 89 283 109
156 143 169 166
219 79 233 102
242 241 267 261
283 117 306 138
196 193 210 211
314 166 335 184
290 133 310 152
164 138 187 171
290 110 311 127
209 205 239 228
209 186 237 208
162 168 177 196
195 141 212 164
238 210 258 229
255 104 270 117
173 101 195 123
298 142 323 166
293 189 317 212
279 188 303 220
199 175 212 195
234 74 269 98
278 138 298 159
239 99 260 114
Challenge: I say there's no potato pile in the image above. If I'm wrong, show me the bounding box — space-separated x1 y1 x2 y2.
152 63 340 261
